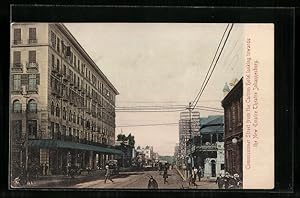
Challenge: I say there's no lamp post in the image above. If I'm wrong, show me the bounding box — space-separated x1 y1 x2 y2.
232 137 238 174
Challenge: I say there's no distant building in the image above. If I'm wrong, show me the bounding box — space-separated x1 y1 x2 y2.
178 111 200 168
221 78 243 178
186 115 224 179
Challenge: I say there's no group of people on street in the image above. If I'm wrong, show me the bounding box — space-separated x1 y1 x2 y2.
189 166 203 186
216 172 242 189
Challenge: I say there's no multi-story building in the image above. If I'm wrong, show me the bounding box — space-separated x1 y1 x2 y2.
10 23 122 178
178 111 200 167
221 78 243 178
186 115 224 179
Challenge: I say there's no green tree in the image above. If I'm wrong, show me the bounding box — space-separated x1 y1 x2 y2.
116 133 135 147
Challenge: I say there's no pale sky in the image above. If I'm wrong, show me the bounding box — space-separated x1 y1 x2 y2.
65 23 244 155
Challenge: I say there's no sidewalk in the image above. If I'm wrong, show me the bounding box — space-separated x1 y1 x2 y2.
12 170 106 188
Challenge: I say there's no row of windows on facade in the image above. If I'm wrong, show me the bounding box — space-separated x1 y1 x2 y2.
13 28 37 44
225 98 243 131
49 122 112 138
50 75 115 116
12 51 37 68
11 120 112 143
50 30 115 103
51 53 114 104
12 74 39 91
51 74 110 109
12 99 37 113
49 102 115 129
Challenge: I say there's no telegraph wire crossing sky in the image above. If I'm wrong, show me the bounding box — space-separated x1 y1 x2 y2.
65 23 243 155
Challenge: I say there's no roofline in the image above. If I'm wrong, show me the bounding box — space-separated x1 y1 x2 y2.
55 23 119 95
221 77 243 106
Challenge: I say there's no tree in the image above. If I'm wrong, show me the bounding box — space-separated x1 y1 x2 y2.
116 133 135 147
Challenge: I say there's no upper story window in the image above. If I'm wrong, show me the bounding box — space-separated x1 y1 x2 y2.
13 51 21 67
50 31 56 48
13 28 21 45
57 37 60 52
13 100 22 113
51 54 55 68
74 55 77 67
28 51 36 63
50 101 54 115
28 28 37 44
56 104 60 117
62 107 66 120
28 99 37 113
12 74 21 91
28 74 37 91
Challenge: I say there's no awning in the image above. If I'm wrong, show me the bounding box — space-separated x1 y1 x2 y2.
28 139 123 155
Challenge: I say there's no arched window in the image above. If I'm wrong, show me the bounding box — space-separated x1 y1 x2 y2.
73 112 76 123
69 110 72 121
55 104 60 117
51 101 54 115
62 107 66 120
28 99 37 113
13 100 22 113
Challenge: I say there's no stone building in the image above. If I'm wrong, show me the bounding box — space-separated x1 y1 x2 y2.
10 23 122 177
221 78 243 178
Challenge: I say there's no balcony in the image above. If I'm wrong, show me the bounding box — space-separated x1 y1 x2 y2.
28 39 38 44
11 63 23 72
62 74 70 82
51 66 59 74
26 62 39 72
13 40 22 45
27 85 38 94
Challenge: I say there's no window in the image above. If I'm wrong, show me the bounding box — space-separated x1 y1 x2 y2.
28 74 37 91
28 120 37 138
69 110 72 121
28 99 37 113
51 54 55 68
78 59 80 70
13 74 21 91
50 31 56 47
12 120 22 138
29 28 37 43
63 64 67 75
13 51 21 67
56 59 60 71
55 123 60 137
13 100 22 113
62 107 66 120
73 112 76 123
57 37 60 52
74 55 76 67
13 28 21 44
55 104 60 117
28 51 36 63
50 102 54 115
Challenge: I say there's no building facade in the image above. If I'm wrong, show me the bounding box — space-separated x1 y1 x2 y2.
10 23 121 178
178 111 200 168
221 78 243 178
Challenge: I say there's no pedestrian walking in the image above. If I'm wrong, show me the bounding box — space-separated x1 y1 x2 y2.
44 164 48 176
147 176 158 189
197 166 202 182
104 165 114 183
191 167 197 186
163 167 168 184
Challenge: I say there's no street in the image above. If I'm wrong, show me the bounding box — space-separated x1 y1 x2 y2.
70 169 218 189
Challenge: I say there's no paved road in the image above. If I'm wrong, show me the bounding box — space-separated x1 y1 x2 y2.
71 169 218 189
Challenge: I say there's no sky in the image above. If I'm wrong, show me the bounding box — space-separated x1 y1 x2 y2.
65 23 244 156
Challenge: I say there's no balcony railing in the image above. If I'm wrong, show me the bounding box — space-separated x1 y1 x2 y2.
27 85 38 93
11 63 23 72
13 40 22 45
26 62 39 71
28 39 38 44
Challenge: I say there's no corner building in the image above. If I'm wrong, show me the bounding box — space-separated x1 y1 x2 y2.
10 23 121 176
